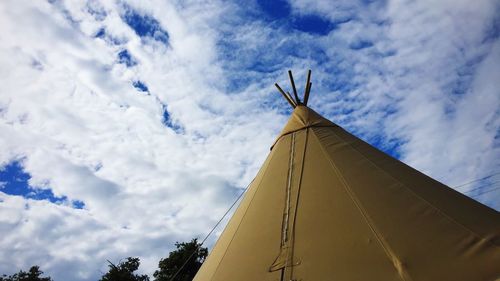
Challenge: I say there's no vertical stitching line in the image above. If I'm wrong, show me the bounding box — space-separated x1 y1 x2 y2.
311 127 409 281
289 128 309 280
283 133 296 244
282 132 296 280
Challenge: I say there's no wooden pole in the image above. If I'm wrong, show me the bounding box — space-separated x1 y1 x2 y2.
303 70 311 105
288 70 301 104
304 82 312 105
275 83 297 108
305 82 312 106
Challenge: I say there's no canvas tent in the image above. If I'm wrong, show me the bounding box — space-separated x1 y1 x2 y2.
193 71 500 281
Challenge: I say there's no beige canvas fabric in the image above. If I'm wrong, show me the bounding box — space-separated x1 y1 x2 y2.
194 105 500 281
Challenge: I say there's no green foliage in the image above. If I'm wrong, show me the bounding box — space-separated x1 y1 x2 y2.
153 239 208 281
0 266 52 281
2 239 207 281
99 257 149 281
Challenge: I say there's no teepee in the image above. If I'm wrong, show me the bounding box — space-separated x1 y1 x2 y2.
194 71 500 281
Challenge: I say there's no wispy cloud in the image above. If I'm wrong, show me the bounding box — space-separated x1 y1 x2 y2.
0 0 498 279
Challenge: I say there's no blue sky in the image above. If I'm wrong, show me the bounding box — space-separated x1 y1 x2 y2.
0 0 499 280
0 161 86 209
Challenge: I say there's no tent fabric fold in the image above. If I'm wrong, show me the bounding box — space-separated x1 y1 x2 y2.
194 105 500 281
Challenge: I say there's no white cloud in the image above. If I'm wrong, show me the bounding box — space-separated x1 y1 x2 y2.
0 0 498 279
286 0 500 197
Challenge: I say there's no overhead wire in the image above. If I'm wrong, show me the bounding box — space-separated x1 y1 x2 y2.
446 171 500 198
462 180 500 195
471 185 500 197
453 171 500 189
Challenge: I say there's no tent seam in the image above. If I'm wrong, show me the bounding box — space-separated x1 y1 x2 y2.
282 132 296 280
208 135 283 280
283 132 296 245
288 128 309 280
331 127 500 249
311 128 409 281
270 132 295 275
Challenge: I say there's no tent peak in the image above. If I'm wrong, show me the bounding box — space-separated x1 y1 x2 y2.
275 70 312 108
195 75 500 280
271 105 336 149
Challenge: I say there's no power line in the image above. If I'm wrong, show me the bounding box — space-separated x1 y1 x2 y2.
168 184 249 281
453 171 500 189
446 171 500 197
463 180 500 195
471 185 500 198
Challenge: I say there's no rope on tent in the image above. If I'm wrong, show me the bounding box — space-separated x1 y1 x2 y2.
167 184 249 281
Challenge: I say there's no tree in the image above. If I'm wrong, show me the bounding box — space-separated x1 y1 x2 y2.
0 266 52 281
153 239 208 281
99 257 149 281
